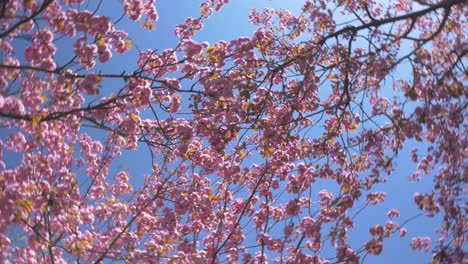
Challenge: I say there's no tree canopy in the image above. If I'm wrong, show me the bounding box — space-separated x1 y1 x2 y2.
0 0 466 263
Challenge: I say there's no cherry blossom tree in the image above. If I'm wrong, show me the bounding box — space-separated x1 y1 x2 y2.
0 0 466 263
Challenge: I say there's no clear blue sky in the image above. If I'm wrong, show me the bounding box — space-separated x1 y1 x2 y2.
2 1 440 262
95 1 440 263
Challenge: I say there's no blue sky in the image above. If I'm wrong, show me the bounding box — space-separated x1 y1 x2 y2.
3 0 442 262
99 0 440 262
92 1 441 262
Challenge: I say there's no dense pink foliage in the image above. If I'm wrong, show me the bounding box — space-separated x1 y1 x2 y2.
0 0 466 263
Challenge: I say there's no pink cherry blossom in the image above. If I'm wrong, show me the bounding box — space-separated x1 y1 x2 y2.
0 0 465 263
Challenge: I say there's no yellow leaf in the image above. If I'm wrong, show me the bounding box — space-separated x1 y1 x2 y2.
297 43 303 52
349 122 359 132
41 95 47 103
31 115 41 128
318 22 325 32
341 186 350 194
16 199 33 213
186 148 196 156
262 147 274 157
148 21 155 31
26 184 35 193
15 210 23 220
35 131 41 141
334 55 340 65
98 38 106 46
129 113 140 123
206 46 216 53
239 151 246 158
125 40 132 50
208 194 217 201
210 72 218 80
57 21 65 31
200 8 207 17
208 55 218 63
